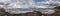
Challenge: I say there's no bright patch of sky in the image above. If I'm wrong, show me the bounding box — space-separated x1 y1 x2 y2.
53 0 60 2
11 0 17 3
0 0 10 2
35 0 49 5
35 0 49 2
